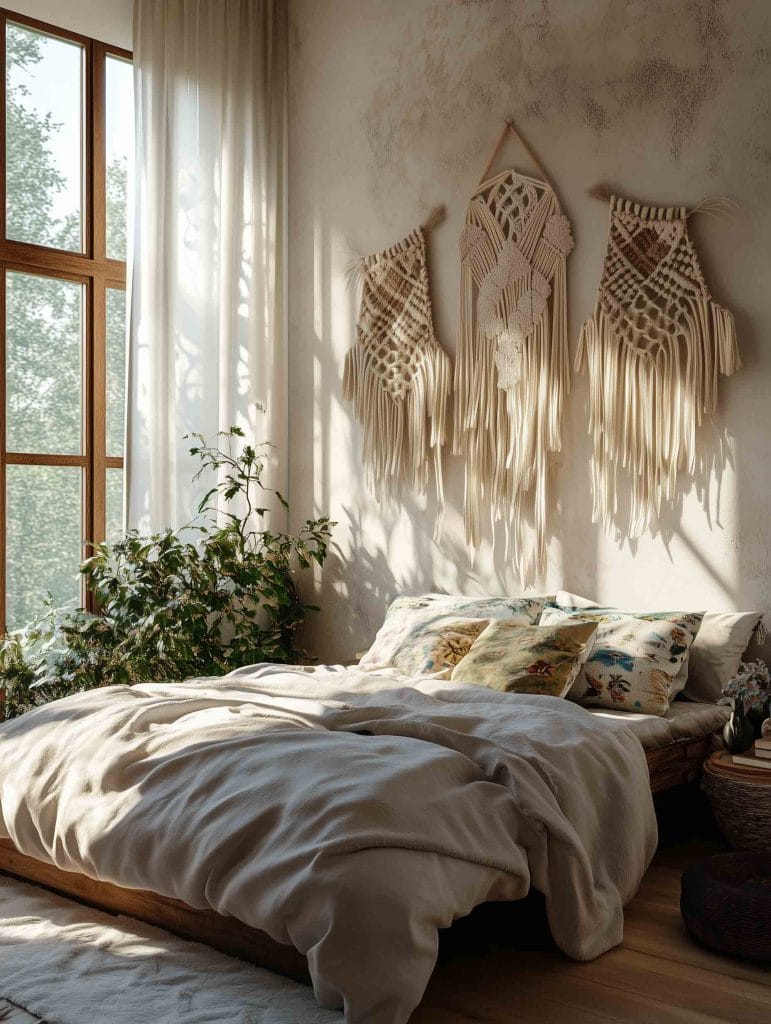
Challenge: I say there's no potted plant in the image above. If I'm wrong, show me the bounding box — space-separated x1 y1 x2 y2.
0 428 334 720
718 659 771 752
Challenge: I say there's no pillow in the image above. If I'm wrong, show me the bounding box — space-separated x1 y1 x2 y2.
359 593 548 671
540 607 703 716
553 593 764 703
451 620 599 697
390 617 491 678
683 612 765 703
552 594 697 697
555 590 599 610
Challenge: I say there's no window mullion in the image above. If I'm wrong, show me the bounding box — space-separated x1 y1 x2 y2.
91 41 105 262
86 274 106 614
0 266 6 632
0 14 6 246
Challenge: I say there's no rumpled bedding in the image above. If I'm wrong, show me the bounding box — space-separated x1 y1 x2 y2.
0 665 657 1023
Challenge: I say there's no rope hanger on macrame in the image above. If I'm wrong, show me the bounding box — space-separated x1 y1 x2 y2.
454 118 574 585
478 118 560 195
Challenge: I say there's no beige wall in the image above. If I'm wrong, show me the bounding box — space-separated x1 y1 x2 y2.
3 0 132 48
287 0 771 661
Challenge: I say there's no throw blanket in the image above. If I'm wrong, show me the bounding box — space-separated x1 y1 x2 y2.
0 666 657 1023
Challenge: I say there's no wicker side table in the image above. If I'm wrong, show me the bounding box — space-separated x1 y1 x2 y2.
702 751 771 850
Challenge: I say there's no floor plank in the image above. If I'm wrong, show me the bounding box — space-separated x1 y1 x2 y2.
415 837 771 1023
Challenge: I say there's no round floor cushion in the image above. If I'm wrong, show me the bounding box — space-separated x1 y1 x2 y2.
681 852 771 961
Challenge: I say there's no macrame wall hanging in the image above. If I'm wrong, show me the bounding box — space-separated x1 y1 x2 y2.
577 193 740 538
343 221 450 533
454 120 575 585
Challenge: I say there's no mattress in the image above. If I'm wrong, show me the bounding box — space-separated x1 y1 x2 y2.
588 700 729 750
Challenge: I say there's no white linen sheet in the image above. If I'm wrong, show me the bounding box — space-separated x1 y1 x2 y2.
588 699 729 749
0 665 657 1024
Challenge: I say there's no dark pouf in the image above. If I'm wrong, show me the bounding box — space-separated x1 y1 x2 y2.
681 852 771 961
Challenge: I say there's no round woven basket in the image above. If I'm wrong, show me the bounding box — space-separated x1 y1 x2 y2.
681 852 771 961
702 752 771 851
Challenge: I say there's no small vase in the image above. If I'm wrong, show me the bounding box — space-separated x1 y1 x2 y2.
747 704 766 739
723 701 755 754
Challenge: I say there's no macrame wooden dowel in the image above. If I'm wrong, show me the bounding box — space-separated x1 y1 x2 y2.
588 183 738 221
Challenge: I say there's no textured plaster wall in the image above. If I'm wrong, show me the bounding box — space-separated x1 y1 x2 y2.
289 0 771 661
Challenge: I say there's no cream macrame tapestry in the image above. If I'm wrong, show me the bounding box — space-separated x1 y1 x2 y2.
343 227 450 530
454 122 574 584
577 194 740 538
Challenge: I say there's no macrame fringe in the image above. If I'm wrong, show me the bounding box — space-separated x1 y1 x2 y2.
576 297 740 538
343 227 450 537
343 340 449 535
454 170 573 586
344 254 368 292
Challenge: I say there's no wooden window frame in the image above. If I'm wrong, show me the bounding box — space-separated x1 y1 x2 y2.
0 8 131 628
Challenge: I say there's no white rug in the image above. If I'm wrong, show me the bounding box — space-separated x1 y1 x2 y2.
0 877 341 1023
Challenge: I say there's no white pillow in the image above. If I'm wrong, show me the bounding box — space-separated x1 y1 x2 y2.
683 612 764 703
554 592 764 703
555 590 598 610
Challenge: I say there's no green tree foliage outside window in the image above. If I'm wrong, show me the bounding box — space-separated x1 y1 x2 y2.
4 26 129 629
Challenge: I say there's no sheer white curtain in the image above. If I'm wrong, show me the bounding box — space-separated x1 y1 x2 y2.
127 0 287 532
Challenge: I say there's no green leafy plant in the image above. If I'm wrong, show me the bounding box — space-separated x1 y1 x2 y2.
0 429 334 719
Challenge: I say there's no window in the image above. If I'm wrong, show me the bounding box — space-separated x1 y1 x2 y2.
0 10 132 630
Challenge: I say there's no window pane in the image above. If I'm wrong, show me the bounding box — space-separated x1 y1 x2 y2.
106 55 133 260
6 464 82 629
6 22 84 252
106 467 124 543
106 287 126 456
6 270 83 454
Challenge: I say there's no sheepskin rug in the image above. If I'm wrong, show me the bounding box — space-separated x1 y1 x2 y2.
0 877 340 1023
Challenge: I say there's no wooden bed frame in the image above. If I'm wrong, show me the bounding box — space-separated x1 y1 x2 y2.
0 732 714 981
646 732 714 793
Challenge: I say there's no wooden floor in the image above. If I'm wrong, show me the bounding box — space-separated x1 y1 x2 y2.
2 790 768 1024
415 835 771 1023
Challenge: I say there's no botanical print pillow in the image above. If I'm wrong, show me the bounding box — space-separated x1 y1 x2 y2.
550 596 701 697
451 620 599 697
540 607 704 716
359 593 547 671
391 617 491 678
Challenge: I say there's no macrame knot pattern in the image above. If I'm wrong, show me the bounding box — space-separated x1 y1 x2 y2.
576 195 740 538
454 169 575 585
343 228 450 534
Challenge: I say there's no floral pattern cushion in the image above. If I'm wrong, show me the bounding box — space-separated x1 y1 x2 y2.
450 620 599 696
359 593 547 672
540 607 704 716
551 596 704 697
390 617 491 678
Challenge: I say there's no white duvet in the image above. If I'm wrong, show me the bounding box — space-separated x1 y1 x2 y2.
0 665 657 1023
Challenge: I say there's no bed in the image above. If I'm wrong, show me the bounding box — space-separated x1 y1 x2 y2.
0 665 726 1022
590 699 729 792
